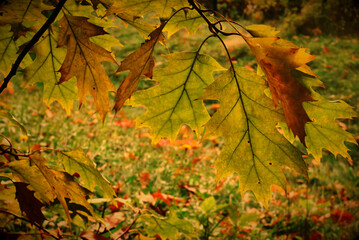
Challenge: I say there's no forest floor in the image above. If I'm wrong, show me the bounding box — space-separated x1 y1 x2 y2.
0 21 358 239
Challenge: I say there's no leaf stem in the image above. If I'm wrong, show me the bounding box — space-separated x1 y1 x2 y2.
187 0 248 39
0 0 68 94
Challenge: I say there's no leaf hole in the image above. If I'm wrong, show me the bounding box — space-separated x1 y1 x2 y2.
269 162 272 166
257 181 261 184
93 87 96 90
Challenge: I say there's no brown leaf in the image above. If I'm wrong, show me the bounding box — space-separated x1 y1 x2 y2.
30 154 94 226
58 15 117 121
113 23 165 112
10 23 30 41
247 37 316 144
14 182 46 226
80 230 111 240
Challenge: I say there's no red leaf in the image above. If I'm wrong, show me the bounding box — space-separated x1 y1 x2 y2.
109 201 124 212
323 46 331 53
330 208 354 225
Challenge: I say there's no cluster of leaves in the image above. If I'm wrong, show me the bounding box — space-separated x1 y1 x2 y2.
0 0 358 239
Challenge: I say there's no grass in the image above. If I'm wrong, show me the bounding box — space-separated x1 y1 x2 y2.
0 18 358 239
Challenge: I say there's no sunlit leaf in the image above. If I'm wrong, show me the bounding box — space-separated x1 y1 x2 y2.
23 28 78 115
130 52 224 143
247 37 316 144
58 149 116 200
107 0 188 18
58 14 117 121
201 67 307 207
114 23 165 112
30 154 94 225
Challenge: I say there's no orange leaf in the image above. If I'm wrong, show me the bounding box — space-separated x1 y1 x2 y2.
58 15 117 121
323 46 331 53
139 172 150 188
113 23 165 112
247 37 315 144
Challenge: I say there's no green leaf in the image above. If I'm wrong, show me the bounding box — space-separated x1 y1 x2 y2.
201 67 307 207
304 95 357 162
164 9 205 38
23 28 78 115
57 149 116 200
292 70 357 162
200 196 216 214
0 25 32 75
239 213 260 226
0 110 28 136
9 160 57 204
117 13 156 39
129 52 224 143
138 211 195 239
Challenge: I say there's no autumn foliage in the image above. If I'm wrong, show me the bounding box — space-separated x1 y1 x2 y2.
0 0 357 239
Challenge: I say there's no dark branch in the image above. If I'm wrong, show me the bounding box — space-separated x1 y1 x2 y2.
187 0 238 36
0 0 67 94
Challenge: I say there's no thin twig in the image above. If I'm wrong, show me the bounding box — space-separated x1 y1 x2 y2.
0 209 61 240
0 0 68 94
187 0 247 39
116 211 140 240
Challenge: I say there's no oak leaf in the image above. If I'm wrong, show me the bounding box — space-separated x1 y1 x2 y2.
57 149 116 200
0 0 52 28
57 14 117 121
246 37 316 144
0 25 32 75
201 67 307 207
164 9 206 38
291 70 358 162
30 154 94 225
129 52 224 143
304 96 357 162
106 0 188 18
23 28 78 115
113 23 165 112
245 25 280 37
14 182 46 226
117 13 156 39
9 160 57 204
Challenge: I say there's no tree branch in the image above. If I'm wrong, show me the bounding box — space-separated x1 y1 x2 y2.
0 0 67 94
0 209 61 240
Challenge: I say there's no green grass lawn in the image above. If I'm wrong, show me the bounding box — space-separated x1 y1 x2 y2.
0 20 358 239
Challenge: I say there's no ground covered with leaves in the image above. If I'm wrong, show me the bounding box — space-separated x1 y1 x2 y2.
1 12 359 240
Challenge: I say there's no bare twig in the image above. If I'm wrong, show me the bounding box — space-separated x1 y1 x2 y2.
116 211 140 240
0 0 68 94
0 209 61 240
